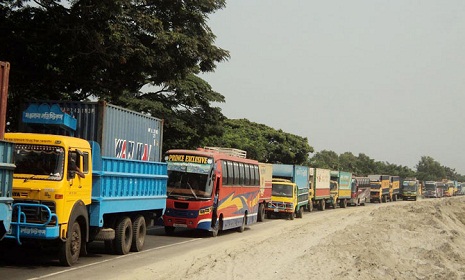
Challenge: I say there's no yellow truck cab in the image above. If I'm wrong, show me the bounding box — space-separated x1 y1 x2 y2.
5 132 92 264
266 178 299 220
6 133 92 240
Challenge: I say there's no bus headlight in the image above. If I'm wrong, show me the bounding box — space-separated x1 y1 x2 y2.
199 206 212 215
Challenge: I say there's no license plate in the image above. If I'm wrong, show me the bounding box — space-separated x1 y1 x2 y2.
173 223 188 228
274 209 279 212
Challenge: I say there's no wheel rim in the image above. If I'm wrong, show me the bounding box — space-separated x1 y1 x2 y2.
71 226 81 256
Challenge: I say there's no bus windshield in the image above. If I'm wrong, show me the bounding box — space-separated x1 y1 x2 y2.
272 183 293 198
13 144 65 181
166 161 213 200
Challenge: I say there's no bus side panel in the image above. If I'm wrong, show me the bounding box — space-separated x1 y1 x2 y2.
217 186 260 230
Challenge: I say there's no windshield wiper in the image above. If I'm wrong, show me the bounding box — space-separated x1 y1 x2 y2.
187 183 198 199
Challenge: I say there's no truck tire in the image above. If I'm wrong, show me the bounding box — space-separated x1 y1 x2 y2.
165 226 175 236
296 206 303 218
319 200 325 211
59 221 81 266
131 215 146 252
340 199 347 208
289 211 295 220
257 204 265 222
307 200 313 212
104 240 115 254
115 216 133 255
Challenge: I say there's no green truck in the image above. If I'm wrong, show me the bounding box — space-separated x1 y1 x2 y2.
401 178 419 201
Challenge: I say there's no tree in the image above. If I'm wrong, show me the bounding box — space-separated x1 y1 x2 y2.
355 153 377 176
415 156 446 181
203 119 313 164
0 0 229 131
121 74 226 152
309 150 339 170
338 152 359 174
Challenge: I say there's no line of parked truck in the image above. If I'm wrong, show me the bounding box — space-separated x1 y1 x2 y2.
1 99 463 267
261 165 427 221
0 64 462 266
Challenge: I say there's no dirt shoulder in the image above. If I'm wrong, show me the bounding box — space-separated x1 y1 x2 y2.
131 197 465 280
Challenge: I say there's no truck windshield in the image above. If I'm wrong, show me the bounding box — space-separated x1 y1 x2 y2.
425 184 436 190
13 144 65 181
272 184 293 197
402 181 417 191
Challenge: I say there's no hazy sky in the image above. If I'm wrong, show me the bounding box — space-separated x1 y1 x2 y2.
201 1 465 173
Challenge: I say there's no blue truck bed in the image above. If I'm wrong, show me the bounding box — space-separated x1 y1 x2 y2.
89 141 167 227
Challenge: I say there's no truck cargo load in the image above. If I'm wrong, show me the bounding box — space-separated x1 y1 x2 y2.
20 101 163 162
390 176 400 201
309 168 331 210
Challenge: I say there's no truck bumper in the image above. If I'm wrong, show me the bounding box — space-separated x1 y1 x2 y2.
4 203 60 244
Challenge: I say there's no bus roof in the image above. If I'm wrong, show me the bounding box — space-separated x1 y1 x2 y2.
166 148 258 164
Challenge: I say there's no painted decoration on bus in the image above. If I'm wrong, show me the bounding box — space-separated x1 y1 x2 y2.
218 190 260 215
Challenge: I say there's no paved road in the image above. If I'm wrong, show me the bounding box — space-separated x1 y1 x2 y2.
0 218 280 280
0 201 393 280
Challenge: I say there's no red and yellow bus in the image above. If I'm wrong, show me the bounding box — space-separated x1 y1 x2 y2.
163 147 260 236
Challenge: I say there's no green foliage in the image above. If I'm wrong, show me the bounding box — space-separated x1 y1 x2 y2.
121 74 226 152
309 150 339 170
203 119 313 165
310 151 463 181
415 156 447 181
310 151 416 178
0 0 229 130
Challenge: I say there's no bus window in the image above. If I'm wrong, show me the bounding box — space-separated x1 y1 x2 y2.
226 161 233 186
238 163 245 185
222 160 228 185
233 162 239 185
244 164 250 185
253 165 259 185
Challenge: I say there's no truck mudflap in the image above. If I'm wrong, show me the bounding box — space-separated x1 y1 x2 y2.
5 203 59 244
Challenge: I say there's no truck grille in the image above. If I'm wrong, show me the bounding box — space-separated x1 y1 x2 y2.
12 200 57 225
268 201 293 209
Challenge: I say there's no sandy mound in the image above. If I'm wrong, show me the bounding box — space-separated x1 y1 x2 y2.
135 197 465 280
